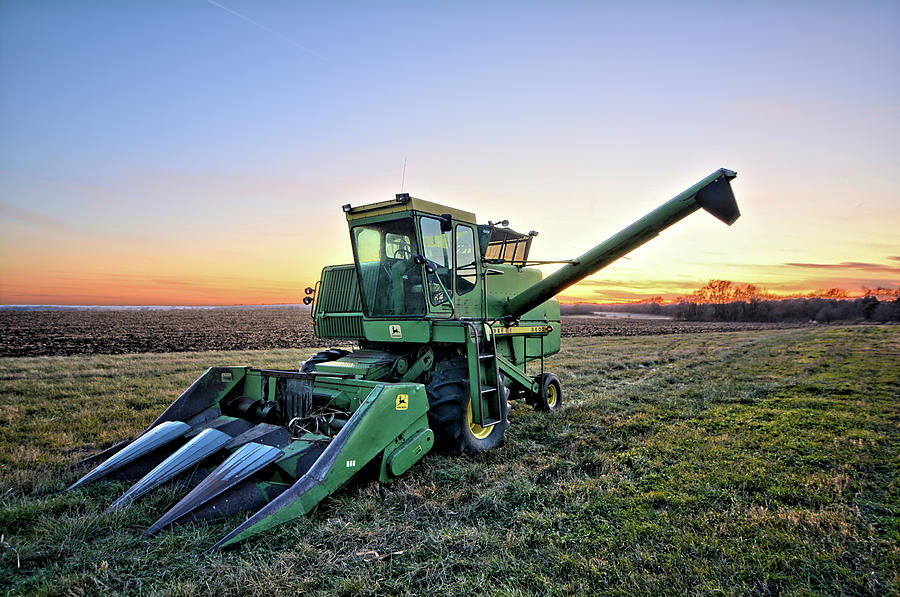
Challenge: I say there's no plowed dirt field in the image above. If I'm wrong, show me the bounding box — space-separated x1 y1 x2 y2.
0 308 807 357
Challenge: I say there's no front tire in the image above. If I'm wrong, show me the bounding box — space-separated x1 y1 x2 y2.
426 358 508 453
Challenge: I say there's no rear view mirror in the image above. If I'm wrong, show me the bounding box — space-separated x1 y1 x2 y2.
413 254 436 273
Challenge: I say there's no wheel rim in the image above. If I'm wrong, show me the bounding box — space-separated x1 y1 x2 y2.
467 399 492 439
546 383 558 408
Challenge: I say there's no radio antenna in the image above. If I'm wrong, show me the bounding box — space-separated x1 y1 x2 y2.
400 157 407 192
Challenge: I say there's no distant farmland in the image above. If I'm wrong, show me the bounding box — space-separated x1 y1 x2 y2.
0 306 810 357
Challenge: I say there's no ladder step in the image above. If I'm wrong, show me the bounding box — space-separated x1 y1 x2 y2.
480 386 497 394
480 418 501 427
478 353 494 359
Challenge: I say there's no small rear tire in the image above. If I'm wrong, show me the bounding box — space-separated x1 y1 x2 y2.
533 372 562 411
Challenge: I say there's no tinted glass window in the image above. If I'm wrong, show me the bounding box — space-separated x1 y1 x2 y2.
455 225 477 295
420 216 453 304
351 218 425 316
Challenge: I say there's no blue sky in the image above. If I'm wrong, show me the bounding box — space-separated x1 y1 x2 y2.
1 1 898 304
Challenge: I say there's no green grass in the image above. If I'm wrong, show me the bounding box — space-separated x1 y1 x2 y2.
1 327 898 596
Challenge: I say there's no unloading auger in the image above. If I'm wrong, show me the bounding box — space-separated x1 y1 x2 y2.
68 168 740 550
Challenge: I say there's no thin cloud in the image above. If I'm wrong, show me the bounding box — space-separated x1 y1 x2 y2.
765 277 900 293
786 262 900 274
575 278 699 290
560 279 704 303
558 290 671 303
0 201 66 230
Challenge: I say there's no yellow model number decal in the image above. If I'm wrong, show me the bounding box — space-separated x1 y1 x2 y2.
495 325 553 336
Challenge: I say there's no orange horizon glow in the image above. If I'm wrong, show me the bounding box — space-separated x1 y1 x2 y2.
2 257 897 307
2 192 898 306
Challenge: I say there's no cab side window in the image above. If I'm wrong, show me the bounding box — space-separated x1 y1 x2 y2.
455 225 477 295
420 216 453 305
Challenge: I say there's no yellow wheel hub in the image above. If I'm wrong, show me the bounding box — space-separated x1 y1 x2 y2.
467 399 492 440
546 383 558 408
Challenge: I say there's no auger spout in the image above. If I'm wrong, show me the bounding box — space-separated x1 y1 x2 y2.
503 168 739 318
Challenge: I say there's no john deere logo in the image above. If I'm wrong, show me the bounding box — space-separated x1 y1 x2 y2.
395 394 409 410
389 325 402 338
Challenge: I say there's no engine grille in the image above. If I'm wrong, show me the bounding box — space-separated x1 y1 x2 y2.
314 265 364 339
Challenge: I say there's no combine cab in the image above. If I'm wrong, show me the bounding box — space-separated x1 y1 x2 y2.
68 169 740 549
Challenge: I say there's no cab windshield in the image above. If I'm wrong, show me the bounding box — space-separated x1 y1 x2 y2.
351 218 426 316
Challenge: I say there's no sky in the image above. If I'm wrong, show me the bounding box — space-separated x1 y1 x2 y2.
0 0 898 305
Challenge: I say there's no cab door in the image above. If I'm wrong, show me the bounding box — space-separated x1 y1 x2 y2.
453 223 481 318
418 215 454 317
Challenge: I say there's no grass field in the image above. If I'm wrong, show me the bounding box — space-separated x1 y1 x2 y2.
1 326 898 596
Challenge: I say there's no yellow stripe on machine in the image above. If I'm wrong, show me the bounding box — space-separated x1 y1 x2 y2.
493 325 553 336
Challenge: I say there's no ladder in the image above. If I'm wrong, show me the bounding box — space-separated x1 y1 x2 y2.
461 320 503 427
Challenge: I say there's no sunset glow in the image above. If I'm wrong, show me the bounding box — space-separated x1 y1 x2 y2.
1 2 897 305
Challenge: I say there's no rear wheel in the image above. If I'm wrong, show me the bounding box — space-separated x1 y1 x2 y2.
533 372 562 411
426 358 508 453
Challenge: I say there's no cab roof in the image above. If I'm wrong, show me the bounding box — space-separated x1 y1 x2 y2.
343 193 477 225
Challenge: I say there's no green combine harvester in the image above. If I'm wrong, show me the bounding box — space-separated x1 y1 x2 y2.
68 169 740 550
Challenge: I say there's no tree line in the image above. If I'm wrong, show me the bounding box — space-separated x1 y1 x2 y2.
560 280 900 323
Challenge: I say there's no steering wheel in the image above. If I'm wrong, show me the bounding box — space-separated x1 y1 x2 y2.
383 247 411 281
392 247 411 260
